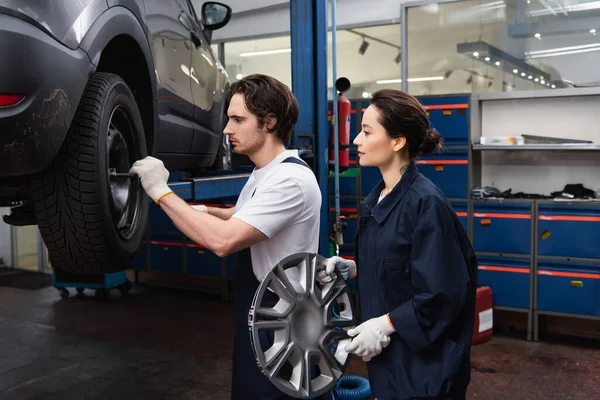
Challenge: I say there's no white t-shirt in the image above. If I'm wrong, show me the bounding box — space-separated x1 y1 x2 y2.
232 150 321 281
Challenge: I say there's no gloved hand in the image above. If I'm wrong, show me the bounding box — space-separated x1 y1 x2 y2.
345 314 395 362
191 204 208 213
129 156 172 204
316 256 356 283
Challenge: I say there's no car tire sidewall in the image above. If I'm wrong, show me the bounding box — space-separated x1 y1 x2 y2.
96 77 148 262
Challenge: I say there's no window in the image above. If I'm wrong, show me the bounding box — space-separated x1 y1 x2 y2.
405 0 600 95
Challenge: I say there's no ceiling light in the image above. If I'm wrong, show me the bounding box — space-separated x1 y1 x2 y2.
534 33 541 39
526 43 600 59
240 48 291 57
541 80 546 84
535 78 539 82
485 56 491 61
495 61 501 66
473 52 480 57
521 72 526 77
362 92 370 98
458 41 548 81
236 74 243 80
591 29 597 34
551 84 556 88
358 39 370 55
528 75 532 79
375 76 445 84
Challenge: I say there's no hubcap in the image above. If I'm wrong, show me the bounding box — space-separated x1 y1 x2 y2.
248 253 356 398
106 106 140 239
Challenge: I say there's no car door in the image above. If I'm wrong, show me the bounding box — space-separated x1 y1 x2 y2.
144 0 195 154
180 0 223 156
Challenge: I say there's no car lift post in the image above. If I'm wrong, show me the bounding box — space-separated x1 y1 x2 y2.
290 0 330 258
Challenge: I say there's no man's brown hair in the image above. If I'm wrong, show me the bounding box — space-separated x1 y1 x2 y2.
227 74 299 144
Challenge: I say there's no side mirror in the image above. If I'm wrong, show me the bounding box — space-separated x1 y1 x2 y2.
201 2 232 30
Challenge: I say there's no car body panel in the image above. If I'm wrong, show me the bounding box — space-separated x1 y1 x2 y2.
0 0 109 49
0 0 230 187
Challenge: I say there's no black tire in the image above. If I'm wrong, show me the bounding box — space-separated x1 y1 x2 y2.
32 73 148 274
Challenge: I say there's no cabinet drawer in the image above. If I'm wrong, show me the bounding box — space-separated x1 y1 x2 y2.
473 203 531 255
416 150 468 199
478 256 531 309
537 260 600 316
538 204 600 259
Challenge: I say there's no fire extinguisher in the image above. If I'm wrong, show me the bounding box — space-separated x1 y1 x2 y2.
330 77 351 173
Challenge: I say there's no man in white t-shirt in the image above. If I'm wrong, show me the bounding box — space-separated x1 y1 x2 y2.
130 74 320 399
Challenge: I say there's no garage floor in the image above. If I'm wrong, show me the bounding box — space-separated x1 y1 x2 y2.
0 270 599 400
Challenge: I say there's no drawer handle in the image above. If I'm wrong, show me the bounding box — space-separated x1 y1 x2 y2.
480 219 491 226
571 280 583 288
434 165 444 172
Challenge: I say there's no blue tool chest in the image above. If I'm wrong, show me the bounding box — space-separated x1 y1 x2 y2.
477 256 531 309
417 95 469 146
537 260 600 316
415 150 469 199
472 202 532 255
451 201 468 232
537 204 600 260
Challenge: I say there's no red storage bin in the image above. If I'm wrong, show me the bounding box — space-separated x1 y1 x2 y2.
472 286 493 345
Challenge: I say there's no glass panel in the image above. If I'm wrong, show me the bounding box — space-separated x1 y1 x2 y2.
406 0 600 95
328 24 401 100
15 226 38 271
223 36 292 87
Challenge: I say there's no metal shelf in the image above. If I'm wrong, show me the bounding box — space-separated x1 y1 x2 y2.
472 144 600 151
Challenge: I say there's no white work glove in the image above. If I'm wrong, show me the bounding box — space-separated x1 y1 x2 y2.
316 256 356 283
191 204 208 213
129 156 172 204
345 314 395 362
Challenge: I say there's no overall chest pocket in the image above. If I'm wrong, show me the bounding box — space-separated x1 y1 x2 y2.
382 253 416 307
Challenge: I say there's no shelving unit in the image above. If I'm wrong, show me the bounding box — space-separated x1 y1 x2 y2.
469 88 600 341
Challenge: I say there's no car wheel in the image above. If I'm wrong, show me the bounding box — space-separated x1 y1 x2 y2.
31 72 148 274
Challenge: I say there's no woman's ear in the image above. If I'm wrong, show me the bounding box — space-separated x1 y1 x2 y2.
393 136 407 152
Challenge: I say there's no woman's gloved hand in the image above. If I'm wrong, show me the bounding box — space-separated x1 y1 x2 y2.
316 256 357 283
345 314 395 362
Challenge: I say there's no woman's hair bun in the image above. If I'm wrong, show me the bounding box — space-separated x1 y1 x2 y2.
419 127 443 155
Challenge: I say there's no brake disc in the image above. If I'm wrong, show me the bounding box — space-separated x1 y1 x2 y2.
248 252 357 399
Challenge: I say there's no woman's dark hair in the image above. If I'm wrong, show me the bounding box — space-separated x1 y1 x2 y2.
227 74 299 144
370 89 443 159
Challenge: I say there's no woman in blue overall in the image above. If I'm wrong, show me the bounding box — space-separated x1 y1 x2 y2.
320 89 478 400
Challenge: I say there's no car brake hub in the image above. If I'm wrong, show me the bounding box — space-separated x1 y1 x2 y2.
248 252 356 399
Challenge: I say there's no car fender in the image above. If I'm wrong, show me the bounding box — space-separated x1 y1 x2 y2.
79 6 159 150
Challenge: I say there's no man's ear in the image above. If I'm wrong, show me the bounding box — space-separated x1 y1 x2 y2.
264 115 277 132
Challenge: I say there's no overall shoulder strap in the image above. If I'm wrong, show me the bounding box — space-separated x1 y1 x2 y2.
281 157 310 169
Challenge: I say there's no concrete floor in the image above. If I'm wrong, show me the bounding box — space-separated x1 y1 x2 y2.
0 269 599 400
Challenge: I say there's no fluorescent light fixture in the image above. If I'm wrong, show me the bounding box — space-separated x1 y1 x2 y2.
528 1 600 16
376 76 445 84
526 43 600 59
240 48 291 57
457 41 557 88
591 29 597 34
